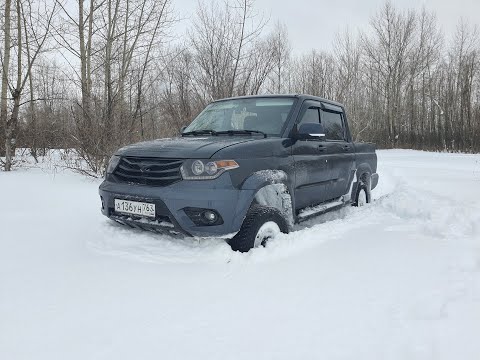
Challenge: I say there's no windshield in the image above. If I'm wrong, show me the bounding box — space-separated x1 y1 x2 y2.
184 97 296 136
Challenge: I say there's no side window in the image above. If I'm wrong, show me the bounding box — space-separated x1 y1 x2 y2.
320 110 345 141
299 107 320 125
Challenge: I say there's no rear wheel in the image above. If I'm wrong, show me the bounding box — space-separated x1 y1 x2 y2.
229 205 289 252
353 176 371 207
356 187 368 206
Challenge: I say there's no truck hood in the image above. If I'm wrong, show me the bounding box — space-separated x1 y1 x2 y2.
116 136 256 158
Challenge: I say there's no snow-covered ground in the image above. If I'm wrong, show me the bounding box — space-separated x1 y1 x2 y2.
1 150 479 360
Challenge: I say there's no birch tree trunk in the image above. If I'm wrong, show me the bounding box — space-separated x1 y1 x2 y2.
4 0 22 171
0 0 11 158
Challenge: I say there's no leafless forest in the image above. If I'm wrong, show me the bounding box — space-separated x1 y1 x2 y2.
1 0 479 173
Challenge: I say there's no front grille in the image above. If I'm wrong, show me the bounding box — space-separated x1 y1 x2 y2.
112 157 183 186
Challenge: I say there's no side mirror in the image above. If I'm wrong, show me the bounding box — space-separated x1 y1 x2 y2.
295 123 326 140
180 125 187 134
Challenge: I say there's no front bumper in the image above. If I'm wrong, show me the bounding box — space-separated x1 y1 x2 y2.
98 172 254 237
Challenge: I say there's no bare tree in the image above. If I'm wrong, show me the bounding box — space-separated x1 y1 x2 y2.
1 0 56 171
189 0 267 101
268 21 290 94
361 2 417 146
53 0 175 174
0 0 11 158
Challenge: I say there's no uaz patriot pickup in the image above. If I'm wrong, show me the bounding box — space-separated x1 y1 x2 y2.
99 95 379 252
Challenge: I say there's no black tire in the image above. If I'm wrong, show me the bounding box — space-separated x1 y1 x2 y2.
353 176 371 207
229 205 289 252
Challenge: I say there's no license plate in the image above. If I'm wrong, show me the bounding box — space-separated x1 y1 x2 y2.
114 199 155 218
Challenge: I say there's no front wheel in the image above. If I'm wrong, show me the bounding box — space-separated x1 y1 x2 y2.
229 205 289 252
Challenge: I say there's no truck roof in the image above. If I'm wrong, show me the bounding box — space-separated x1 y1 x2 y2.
213 94 344 108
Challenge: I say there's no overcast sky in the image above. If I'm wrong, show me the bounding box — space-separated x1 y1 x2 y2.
173 0 480 53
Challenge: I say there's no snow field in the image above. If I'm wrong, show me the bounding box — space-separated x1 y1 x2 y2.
0 149 479 359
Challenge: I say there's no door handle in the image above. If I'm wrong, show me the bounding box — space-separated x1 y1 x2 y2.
342 145 350 151
317 145 326 152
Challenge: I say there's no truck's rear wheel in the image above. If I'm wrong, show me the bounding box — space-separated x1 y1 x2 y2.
229 205 288 252
353 176 371 207
356 187 368 206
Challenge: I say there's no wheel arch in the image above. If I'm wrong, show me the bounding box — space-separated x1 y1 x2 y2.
355 162 373 186
239 170 295 228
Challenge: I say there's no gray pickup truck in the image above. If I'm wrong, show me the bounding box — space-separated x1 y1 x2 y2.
99 94 378 252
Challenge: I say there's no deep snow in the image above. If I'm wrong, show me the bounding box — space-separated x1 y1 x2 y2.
1 150 479 360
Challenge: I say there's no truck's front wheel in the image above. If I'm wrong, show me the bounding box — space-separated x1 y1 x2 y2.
229 205 289 252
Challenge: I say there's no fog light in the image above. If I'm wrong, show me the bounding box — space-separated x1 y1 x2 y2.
183 207 223 226
203 210 217 222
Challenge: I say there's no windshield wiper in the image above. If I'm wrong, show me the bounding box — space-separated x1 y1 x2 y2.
215 130 267 138
181 129 218 136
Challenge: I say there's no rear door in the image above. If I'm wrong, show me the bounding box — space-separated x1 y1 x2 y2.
320 104 355 199
292 101 331 209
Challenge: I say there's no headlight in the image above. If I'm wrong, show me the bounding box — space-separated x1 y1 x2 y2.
181 159 239 180
106 155 121 174
192 160 205 175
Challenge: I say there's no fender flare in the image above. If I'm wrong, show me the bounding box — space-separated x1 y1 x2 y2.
232 170 295 230
241 169 289 187
355 163 373 185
